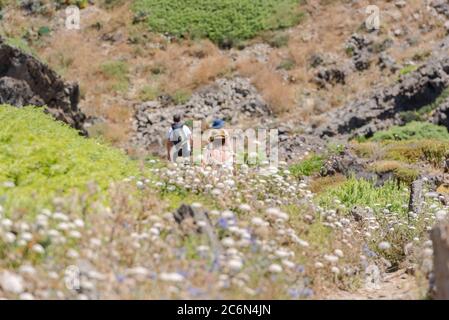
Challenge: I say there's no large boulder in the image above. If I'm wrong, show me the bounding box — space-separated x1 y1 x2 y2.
0 37 86 134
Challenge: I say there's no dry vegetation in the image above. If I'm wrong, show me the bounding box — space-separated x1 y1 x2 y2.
1 0 449 300
1 0 447 145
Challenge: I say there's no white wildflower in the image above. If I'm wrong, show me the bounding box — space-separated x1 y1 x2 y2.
227 259 243 272
378 242 391 250
57 222 70 231
32 244 45 254
221 210 234 219
281 259 295 269
19 293 34 300
324 254 339 263
3 232 16 243
222 237 235 248
160 272 184 282
53 212 69 221
1 218 13 229
251 217 266 227
268 264 283 273
67 249 79 259
331 267 340 274
74 219 85 228
68 230 82 239
239 204 251 212
18 265 36 276
334 249 344 258
126 267 149 277
0 271 24 294
275 249 291 259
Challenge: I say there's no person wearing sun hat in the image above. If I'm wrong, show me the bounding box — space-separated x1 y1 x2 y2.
203 119 233 168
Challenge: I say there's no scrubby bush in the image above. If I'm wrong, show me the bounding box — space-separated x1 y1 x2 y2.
318 177 407 215
0 0 10 9
3 37 36 56
372 121 449 141
99 60 129 92
384 139 449 167
133 0 305 46
290 154 325 177
0 105 138 211
399 65 418 76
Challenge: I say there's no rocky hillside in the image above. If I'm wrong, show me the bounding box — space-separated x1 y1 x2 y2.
0 0 449 300
0 37 86 134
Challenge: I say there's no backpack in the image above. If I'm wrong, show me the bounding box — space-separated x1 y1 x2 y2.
169 122 188 146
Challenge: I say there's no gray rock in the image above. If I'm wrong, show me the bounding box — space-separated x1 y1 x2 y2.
314 67 346 88
428 98 449 128
346 34 373 72
19 0 46 15
315 51 449 138
408 179 424 215
378 52 399 73
430 0 449 18
0 77 44 106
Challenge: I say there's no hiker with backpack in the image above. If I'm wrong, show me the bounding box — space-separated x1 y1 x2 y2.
166 114 192 162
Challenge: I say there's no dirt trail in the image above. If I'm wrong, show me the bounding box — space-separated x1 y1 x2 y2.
324 270 422 300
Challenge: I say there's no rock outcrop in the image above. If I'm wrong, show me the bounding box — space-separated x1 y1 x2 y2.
0 37 86 134
316 55 449 139
429 98 449 128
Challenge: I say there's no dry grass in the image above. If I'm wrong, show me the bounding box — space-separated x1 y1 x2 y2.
3 0 447 147
150 41 231 96
369 160 404 173
309 174 346 194
236 58 296 113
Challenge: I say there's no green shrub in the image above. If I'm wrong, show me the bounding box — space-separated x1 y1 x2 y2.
317 177 432 267
384 139 449 167
372 122 449 141
0 0 10 9
3 37 36 56
133 0 305 46
138 85 160 101
0 105 138 211
99 61 129 92
262 32 290 48
56 0 89 8
318 177 408 215
38 26 51 37
399 65 418 76
290 154 325 177
172 90 191 105
277 58 296 71
369 160 419 185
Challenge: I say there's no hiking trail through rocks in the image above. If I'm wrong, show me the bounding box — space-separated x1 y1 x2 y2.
323 269 421 300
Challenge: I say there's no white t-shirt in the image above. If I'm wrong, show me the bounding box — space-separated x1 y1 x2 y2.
167 125 191 144
167 124 192 159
